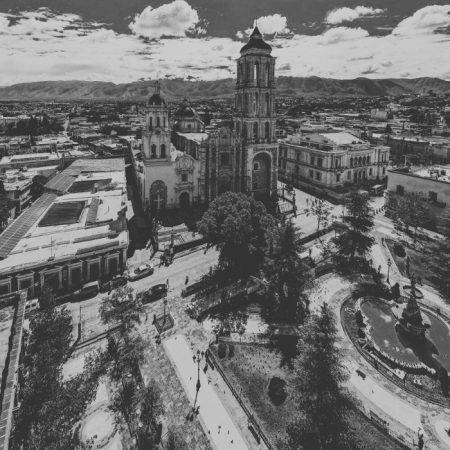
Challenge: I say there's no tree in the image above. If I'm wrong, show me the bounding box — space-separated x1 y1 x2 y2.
265 219 312 323
332 190 375 263
166 428 188 450
400 191 429 240
287 304 358 450
0 183 11 230
428 210 450 303
14 286 100 449
99 285 144 334
197 192 275 278
385 124 392 134
30 175 48 200
305 196 333 232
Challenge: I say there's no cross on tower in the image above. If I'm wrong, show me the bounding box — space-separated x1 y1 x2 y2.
254 16 258 27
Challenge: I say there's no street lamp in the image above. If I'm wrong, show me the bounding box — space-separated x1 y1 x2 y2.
387 258 392 284
191 349 204 418
162 297 168 326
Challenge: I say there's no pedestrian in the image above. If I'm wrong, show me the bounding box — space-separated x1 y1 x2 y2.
193 355 196 363
166 278 169 289
196 406 200 414
185 275 189 285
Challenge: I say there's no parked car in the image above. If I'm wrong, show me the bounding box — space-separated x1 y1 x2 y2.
73 281 100 300
99 275 128 293
127 264 154 281
25 298 39 317
143 284 167 304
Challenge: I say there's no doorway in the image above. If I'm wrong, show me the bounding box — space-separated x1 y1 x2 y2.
180 192 190 209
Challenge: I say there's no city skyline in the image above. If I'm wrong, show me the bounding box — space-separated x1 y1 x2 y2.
0 1 449 86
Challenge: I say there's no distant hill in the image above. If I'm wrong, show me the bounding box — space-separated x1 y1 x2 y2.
0 76 449 100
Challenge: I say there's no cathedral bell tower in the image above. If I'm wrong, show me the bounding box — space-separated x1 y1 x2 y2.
234 26 276 144
142 81 171 162
234 26 278 199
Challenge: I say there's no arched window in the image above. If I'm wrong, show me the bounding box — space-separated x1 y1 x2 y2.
255 92 259 114
255 61 260 85
367 156 371 165
244 122 248 138
265 122 270 138
362 156 366 165
157 117 160 127
236 121 240 135
266 62 270 83
149 117 153 128
151 144 157 159
160 144 166 158
265 93 270 115
358 156 362 166
350 157 353 167
163 117 166 128
253 122 258 139
247 93 251 113
247 61 252 81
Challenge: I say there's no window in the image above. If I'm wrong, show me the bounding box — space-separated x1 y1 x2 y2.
309 169 314 178
182 174 188 182
265 122 270 138
347 171 351 180
221 153 230 165
151 144 157 159
282 161 287 169
296 152 300 161
396 185 404 195
284 149 287 158
382 167 386 175
350 157 353 168
310 156 315 165
253 163 259 171
253 122 258 139
317 158 323 168
336 173 341 182
160 144 166 158
369 168 373 176
315 171 322 181
295 165 299 175
149 117 153 128
428 191 438 202
187 124 192 129
157 117 160 127
253 182 258 190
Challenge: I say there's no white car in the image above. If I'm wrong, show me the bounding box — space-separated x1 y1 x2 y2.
127 264 154 281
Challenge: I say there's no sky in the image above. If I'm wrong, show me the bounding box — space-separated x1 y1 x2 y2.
0 0 449 86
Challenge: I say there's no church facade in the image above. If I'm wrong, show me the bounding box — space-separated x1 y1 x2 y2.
133 26 278 215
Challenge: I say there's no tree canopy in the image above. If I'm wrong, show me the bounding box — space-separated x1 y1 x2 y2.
332 189 375 263
197 192 275 278
287 304 358 450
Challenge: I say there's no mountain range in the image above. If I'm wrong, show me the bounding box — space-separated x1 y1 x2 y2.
0 76 449 100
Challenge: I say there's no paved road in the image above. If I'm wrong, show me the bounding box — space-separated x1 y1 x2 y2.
65 247 219 339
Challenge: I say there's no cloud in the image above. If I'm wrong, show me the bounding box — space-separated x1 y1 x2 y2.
129 0 201 39
236 14 291 38
325 6 385 24
0 16 9 32
393 5 450 35
319 27 369 44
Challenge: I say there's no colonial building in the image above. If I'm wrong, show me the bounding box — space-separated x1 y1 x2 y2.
133 26 279 214
278 132 390 189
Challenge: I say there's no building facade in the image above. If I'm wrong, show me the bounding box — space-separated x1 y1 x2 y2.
278 132 390 189
134 26 279 215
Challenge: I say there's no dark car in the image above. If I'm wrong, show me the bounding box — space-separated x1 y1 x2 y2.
99 276 128 293
143 284 167 304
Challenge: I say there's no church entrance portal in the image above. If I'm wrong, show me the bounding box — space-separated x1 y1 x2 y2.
179 192 190 209
218 182 230 196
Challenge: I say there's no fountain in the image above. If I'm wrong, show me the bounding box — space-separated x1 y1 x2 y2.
393 274 431 340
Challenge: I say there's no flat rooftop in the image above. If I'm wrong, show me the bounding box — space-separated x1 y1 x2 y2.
0 153 60 166
413 165 450 183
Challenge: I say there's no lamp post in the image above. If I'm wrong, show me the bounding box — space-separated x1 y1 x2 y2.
162 297 168 326
387 258 392 284
192 350 203 417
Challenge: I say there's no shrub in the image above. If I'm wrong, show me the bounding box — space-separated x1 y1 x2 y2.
228 344 235 357
218 343 227 359
268 377 287 406
393 243 406 258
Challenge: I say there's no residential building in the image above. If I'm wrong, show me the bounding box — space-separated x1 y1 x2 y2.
387 165 450 222
0 153 60 173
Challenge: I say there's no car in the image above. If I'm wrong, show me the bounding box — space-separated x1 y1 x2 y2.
127 264 154 281
99 275 128 293
143 284 167 304
25 298 39 317
73 281 100 300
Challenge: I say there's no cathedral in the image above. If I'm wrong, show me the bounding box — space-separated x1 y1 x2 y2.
134 26 279 214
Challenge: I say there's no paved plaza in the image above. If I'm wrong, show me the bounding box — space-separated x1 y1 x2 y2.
165 335 250 450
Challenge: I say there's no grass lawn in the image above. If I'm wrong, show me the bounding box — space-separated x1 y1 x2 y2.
385 238 438 289
212 342 404 450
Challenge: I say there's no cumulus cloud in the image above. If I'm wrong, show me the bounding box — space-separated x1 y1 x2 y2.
236 14 291 38
129 0 201 39
319 27 369 44
0 5 450 86
393 5 450 35
326 6 385 24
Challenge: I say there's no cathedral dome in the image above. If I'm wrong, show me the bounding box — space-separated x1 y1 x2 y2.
147 93 166 106
240 26 272 53
174 99 200 119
